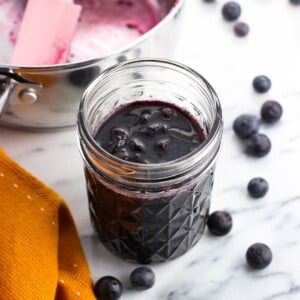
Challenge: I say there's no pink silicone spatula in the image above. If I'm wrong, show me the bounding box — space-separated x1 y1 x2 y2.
12 0 82 66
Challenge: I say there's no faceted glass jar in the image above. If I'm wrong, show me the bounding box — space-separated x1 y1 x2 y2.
77 58 223 263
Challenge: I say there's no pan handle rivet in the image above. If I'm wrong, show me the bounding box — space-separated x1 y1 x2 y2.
19 88 38 104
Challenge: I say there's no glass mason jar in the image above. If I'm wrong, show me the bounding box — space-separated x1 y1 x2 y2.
77 58 223 264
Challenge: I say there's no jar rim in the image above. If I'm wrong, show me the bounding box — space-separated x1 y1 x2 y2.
78 58 223 181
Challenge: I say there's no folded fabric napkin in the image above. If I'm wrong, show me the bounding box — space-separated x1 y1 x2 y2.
0 148 96 300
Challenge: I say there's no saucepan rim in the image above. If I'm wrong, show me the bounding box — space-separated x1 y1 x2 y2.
0 0 185 71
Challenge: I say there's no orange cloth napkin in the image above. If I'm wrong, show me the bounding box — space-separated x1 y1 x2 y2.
0 148 96 300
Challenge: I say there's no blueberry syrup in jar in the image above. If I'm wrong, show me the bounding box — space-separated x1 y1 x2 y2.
78 59 223 263
95 101 207 164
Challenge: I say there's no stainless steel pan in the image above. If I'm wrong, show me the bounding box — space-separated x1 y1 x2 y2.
0 0 185 129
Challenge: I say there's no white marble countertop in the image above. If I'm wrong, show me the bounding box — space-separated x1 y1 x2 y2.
1 0 300 299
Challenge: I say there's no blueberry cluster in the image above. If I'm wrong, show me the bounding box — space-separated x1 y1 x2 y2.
231 75 281 268
203 0 299 37
206 209 272 270
221 1 250 37
233 75 283 158
93 266 155 299
206 74 281 271
233 76 282 196
203 1 250 37
222 1 250 37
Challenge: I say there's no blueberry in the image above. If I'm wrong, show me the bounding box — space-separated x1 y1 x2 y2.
148 123 168 133
156 138 170 151
246 133 271 157
140 123 168 137
261 100 283 124
161 107 175 120
253 75 272 93
290 0 300 4
94 276 123 300
247 177 269 198
222 1 241 21
115 139 126 148
246 243 272 270
234 21 249 37
233 114 260 139
130 266 155 290
111 127 128 140
114 148 129 161
140 111 151 124
111 128 129 149
207 211 233 236
129 138 145 152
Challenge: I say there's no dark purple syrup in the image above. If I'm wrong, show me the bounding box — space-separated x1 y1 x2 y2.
94 101 206 164
86 101 212 263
